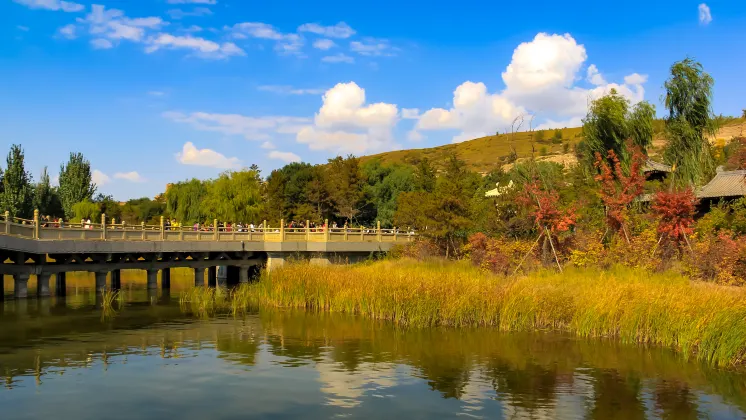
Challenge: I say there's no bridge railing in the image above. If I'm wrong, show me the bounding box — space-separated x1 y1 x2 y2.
1 212 416 243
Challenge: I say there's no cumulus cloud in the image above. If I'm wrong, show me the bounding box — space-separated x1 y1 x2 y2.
295 82 400 154
322 53 354 64
58 23 76 39
228 22 303 55
176 142 240 169
92 170 110 186
401 108 420 119
268 151 302 163
163 111 310 141
260 141 275 149
313 39 336 50
114 171 146 182
258 85 326 95
298 22 355 39
13 0 84 13
699 4 712 25
411 32 649 143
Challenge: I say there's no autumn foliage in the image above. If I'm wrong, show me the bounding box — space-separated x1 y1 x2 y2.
593 146 646 234
652 188 697 243
516 181 576 233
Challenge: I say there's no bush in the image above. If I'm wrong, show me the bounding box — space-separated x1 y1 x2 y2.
685 232 746 285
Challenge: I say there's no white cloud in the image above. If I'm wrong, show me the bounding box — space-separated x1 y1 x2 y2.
535 116 583 131
401 108 420 119
413 32 649 142
167 8 212 19
586 64 606 86
350 38 396 56
176 142 240 169
148 90 165 96
77 5 167 47
229 22 304 55
167 0 217 4
13 0 84 13
407 130 423 142
145 34 245 58
58 24 76 39
298 22 355 39
260 141 276 149
92 170 110 186
322 53 354 64
296 82 400 154
268 151 302 163
114 171 146 182
163 111 310 141
258 85 325 95
699 4 712 25
184 25 203 32
90 38 113 49
313 38 336 50
17 25 30 31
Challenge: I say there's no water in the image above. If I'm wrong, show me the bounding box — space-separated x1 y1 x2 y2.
1 274 746 419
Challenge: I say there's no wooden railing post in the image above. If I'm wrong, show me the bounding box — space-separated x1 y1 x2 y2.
33 209 39 239
141 222 146 240
377 220 381 242
360 225 364 241
4 211 9 234
213 219 218 241
160 216 165 240
324 219 330 241
280 219 285 241
101 213 107 240
262 220 267 241
179 224 184 241
344 222 348 241
305 220 310 241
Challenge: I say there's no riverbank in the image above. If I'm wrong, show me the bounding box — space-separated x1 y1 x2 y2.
179 259 746 368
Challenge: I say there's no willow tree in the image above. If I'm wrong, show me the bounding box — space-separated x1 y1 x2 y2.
663 58 716 186
582 89 655 171
58 152 96 219
1 144 34 218
201 169 262 223
165 178 207 223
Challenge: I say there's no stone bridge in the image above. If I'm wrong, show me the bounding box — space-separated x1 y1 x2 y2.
0 211 415 299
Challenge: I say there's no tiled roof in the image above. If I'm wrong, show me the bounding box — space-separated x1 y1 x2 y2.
696 170 746 199
643 159 672 173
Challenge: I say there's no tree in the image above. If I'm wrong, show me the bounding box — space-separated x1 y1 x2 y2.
93 193 122 222
58 152 96 219
652 188 697 249
363 160 415 227
325 155 366 224
201 169 262 223
593 146 646 240
33 167 60 217
582 89 655 169
1 144 34 218
413 158 437 193
165 179 207 223
552 129 563 142
663 58 716 186
72 199 101 222
535 130 545 143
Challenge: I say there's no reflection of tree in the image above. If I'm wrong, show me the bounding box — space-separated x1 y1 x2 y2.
417 353 472 399
653 379 700 420
215 333 260 366
487 360 558 413
589 370 645 420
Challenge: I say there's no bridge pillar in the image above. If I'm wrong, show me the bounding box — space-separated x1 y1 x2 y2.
207 266 217 287
55 272 66 296
239 266 249 284
95 271 108 292
217 266 228 288
193 267 205 287
310 254 332 266
146 269 158 289
14 273 30 299
266 252 286 272
161 268 171 289
37 273 52 297
111 269 121 290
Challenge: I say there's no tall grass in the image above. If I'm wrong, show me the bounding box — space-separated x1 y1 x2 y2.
183 260 746 368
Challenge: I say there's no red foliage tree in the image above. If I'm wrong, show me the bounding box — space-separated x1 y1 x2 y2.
593 145 646 237
652 188 697 243
517 181 576 233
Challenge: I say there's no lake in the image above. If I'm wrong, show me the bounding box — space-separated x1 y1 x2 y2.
1 271 745 419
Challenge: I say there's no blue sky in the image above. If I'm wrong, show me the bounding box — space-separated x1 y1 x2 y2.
2 0 745 200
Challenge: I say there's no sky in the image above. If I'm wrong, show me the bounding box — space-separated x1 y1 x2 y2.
1 0 746 200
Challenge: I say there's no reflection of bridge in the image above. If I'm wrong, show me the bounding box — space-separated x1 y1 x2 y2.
1 211 414 299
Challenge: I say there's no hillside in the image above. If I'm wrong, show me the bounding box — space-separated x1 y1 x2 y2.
362 120 746 173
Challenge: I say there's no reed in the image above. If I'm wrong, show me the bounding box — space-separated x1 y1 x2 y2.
100 288 121 320
183 260 746 367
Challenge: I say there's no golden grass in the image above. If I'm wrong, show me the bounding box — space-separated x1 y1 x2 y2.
186 259 746 368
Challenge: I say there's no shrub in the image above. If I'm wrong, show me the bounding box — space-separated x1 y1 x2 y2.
685 232 746 285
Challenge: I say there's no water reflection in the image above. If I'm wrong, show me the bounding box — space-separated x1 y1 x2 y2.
0 291 745 419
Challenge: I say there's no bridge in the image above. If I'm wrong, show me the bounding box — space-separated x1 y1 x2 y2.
0 211 415 299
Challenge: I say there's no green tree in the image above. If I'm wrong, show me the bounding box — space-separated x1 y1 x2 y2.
201 169 263 223
362 160 415 227
663 58 716 186
552 129 563 142
58 152 96 219
94 193 122 222
165 178 207 223
582 89 655 169
413 158 437 193
325 155 366 224
121 197 165 224
1 144 34 218
33 167 61 216
535 130 545 143
72 199 101 222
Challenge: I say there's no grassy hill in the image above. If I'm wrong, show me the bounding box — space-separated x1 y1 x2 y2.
361 118 746 173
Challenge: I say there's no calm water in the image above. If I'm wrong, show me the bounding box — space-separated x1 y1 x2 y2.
1 274 746 419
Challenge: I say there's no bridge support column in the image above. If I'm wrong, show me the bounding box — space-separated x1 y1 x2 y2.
37 273 52 297
55 272 66 296
95 271 108 292
146 269 158 289
217 266 228 288
193 267 205 287
239 266 249 284
266 252 286 272
310 254 332 266
207 266 217 288
14 273 30 299
111 269 121 290
161 268 171 289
